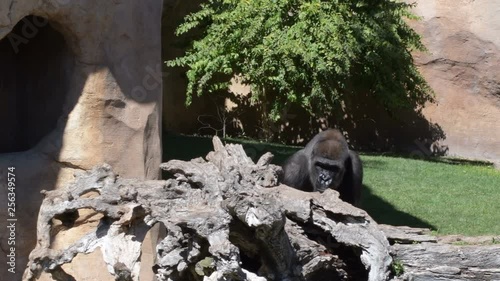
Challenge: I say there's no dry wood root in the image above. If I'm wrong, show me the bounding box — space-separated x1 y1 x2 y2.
24 137 393 281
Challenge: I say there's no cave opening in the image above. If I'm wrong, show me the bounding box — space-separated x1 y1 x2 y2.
0 15 74 153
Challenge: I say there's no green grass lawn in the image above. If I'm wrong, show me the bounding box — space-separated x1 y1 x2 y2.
361 155 500 235
163 133 500 236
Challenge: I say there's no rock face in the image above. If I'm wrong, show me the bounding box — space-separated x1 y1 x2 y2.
406 0 500 166
0 1 162 280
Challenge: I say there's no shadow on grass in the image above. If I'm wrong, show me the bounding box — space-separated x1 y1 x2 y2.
162 132 301 165
164 132 494 168
163 132 436 230
163 133 214 162
360 151 495 167
360 184 435 230
359 158 388 170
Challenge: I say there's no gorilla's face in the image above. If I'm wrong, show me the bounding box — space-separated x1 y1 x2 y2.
312 158 345 192
309 138 348 192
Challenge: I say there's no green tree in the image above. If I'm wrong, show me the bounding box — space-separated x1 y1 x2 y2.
167 0 433 126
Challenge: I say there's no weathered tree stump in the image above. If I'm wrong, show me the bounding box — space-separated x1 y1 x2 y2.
24 137 392 281
381 225 500 281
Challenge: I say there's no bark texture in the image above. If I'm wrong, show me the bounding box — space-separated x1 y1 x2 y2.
24 137 392 281
24 137 500 281
382 225 500 281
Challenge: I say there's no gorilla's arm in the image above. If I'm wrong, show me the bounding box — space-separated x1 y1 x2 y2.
282 149 313 191
338 150 363 206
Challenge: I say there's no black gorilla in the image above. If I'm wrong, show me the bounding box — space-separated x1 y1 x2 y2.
282 129 363 206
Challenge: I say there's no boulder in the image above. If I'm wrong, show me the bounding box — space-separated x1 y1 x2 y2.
0 1 162 280
406 0 500 166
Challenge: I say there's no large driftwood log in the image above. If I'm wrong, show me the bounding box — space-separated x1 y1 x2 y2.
381 225 500 281
24 137 392 281
392 242 500 281
23 136 500 281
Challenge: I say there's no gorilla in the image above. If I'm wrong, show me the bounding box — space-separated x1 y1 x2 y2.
282 129 363 206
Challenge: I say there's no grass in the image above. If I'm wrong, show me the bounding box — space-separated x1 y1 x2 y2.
163 133 500 236
390 259 405 277
163 132 300 165
361 155 500 236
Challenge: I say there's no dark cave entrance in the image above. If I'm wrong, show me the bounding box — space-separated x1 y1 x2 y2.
0 15 74 153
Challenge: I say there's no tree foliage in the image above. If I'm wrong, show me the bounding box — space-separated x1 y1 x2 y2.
167 0 434 121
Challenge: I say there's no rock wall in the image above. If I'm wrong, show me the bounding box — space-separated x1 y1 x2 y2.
163 1 500 166
0 0 163 280
406 0 500 165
